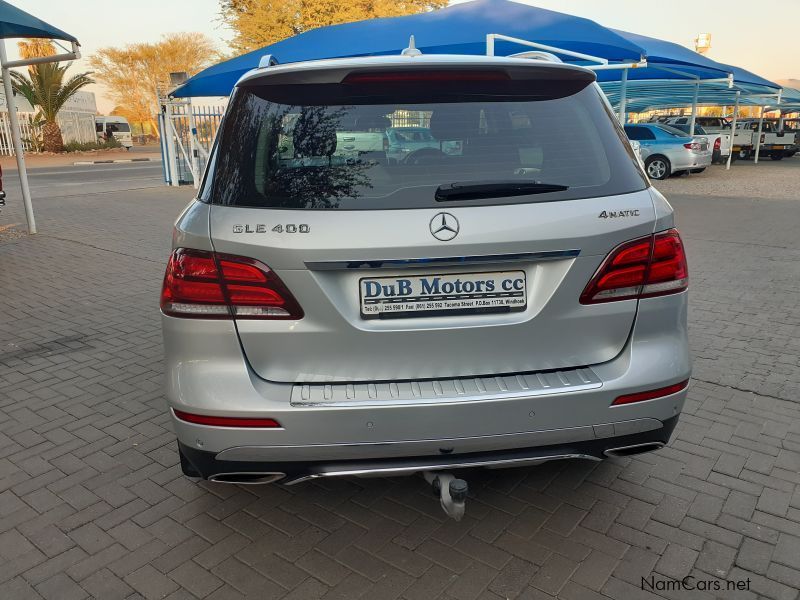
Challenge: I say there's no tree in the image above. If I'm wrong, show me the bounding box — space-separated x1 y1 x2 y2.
9 40 93 152
90 33 217 137
220 0 448 54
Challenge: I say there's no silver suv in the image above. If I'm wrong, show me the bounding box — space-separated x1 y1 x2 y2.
161 54 691 493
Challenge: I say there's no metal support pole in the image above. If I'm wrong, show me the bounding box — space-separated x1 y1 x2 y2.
618 68 628 124
0 40 36 233
163 101 180 187
689 82 699 136
754 106 765 164
726 91 740 171
186 103 201 189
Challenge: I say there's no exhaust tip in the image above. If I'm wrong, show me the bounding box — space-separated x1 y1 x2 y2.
604 442 664 458
208 472 285 485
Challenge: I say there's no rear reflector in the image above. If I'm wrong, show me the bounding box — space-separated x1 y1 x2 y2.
173 409 281 428
612 380 689 406
342 70 510 84
580 229 688 304
160 248 303 319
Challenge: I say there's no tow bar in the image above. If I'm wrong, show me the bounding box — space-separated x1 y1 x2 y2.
423 471 468 521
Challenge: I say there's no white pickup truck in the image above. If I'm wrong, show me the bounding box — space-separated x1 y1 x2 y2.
663 117 732 164
733 119 795 160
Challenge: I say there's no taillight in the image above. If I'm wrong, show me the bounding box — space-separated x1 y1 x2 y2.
580 229 688 304
714 137 721 151
612 380 689 406
683 141 701 151
160 248 303 319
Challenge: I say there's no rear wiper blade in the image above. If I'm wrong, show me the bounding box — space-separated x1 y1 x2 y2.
435 180 569 202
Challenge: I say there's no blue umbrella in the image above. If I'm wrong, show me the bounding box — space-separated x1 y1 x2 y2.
173 0 645 97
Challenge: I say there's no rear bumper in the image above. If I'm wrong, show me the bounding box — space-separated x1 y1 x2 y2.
179 415 679 484
672 150 712 171
163 291 690 478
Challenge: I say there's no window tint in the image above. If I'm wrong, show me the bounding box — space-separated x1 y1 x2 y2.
625 126 655 141
655 124 687 138
210 84 646 209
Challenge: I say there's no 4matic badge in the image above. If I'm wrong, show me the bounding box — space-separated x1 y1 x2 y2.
598 209 641 219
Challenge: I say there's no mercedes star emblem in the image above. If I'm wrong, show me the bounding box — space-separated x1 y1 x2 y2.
430 212 459 241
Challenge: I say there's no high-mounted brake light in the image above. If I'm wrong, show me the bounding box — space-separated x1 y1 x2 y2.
612 380 689 406
173 409 281 428
342 70 510 84
580 229 688 304
160 248 303 319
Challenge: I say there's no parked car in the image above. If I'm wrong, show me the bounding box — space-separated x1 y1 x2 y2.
664 122 731 164
735 119 794 160
385 126 439 162
95 116 133 149
758 118 798 157
161 53 690 514
333 113 390 157
624 123 712 179
669 116 757 160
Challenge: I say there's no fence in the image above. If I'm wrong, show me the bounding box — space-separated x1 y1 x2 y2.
159 100 225 186
0 112 36 154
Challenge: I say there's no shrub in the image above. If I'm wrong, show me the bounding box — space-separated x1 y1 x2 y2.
63 138 123 153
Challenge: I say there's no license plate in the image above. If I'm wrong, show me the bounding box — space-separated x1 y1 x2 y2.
360 270 527 319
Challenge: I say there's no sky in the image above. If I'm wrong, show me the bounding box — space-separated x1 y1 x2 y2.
9 0 800 113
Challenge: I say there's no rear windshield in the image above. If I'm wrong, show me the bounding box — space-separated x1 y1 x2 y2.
208 81 646 209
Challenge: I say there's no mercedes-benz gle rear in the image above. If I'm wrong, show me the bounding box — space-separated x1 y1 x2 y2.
161 54 691 486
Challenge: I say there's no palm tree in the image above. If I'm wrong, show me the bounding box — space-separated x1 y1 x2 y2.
9 63 93 153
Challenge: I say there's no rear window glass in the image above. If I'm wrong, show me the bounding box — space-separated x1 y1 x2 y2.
104 122 130 133
209 81 646 209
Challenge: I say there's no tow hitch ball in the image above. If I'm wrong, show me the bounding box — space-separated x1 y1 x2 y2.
423 472 468 521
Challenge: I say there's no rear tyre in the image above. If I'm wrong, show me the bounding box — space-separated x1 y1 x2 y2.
645 155 671 180
738 148 752 160
770 153 784 161
690 168 706 174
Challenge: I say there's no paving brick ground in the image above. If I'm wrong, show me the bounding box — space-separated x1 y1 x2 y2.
1 162 800 599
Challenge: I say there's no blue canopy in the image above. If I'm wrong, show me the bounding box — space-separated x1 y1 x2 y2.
595 30 732 83
172 0 644 97
595 29 780 113
0 0 77 42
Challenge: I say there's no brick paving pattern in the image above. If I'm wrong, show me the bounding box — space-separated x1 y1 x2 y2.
1 179 800 599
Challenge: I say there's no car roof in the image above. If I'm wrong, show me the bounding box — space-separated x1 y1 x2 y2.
236 54 595 88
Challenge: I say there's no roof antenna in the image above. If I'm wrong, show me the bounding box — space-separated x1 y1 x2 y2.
401 35 422 57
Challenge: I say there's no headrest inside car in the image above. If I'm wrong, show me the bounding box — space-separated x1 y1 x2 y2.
430 107 480 142
355 114 391 131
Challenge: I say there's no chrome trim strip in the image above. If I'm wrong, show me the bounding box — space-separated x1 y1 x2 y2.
208 472 286 485
291 367 602 407
284 453 599 485
603 442 664 457
305 249 580 270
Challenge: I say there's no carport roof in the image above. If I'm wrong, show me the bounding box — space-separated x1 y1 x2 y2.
172 0 645 97
595 29 782 113
0 0 77 42
600 78 782 113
